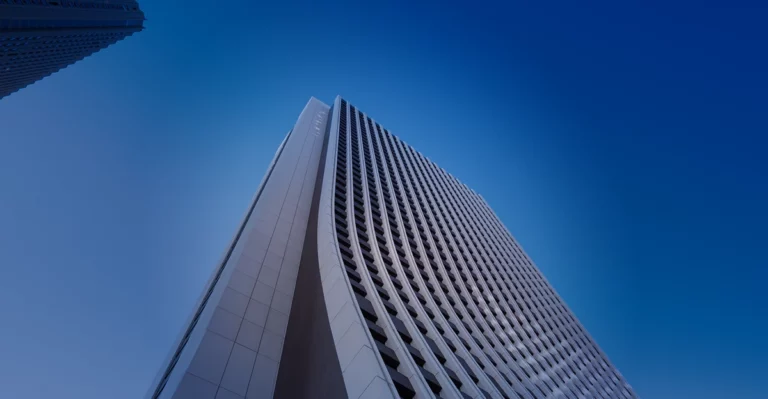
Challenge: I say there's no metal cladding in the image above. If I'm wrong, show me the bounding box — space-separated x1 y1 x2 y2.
149 96 636 399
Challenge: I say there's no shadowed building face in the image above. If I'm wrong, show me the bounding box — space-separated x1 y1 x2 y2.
148 96 636 399
0 0 145 99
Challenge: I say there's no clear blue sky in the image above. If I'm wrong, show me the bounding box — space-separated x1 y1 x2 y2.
1 1 766 398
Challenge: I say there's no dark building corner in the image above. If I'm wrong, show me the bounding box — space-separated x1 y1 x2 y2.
273 104 349 399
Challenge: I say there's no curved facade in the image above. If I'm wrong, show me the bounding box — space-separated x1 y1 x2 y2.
149 96 636 399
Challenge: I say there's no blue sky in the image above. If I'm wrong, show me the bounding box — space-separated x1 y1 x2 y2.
1 1 766 398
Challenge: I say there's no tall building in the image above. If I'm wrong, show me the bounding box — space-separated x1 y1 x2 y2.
148 97 636 399
0 0 144 99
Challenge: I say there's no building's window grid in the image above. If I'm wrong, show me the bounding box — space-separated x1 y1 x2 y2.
0 0 140 11
369 116 484 399
469 191 632 397
414 142 634 399
362 110 460 398
378 124 513 398
399 131 634 398
419 151 575 398
0 30 138 97
445 169 633 398
332 98 635 398
378 122 544 399
400 139 536 396
0 1 144 97
0 1 143 30
386 133 522 399
333 101 424 398
411 146 569 397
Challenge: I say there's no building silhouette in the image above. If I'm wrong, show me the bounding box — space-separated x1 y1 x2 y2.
0 0 144 99
148 97 636 399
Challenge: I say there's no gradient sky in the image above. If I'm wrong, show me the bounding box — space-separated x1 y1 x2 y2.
1 1 767 398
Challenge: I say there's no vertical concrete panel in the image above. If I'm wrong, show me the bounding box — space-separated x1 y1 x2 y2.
150 98 331 399
187 331 235 385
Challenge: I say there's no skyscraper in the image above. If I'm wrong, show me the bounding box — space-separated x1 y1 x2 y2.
0 0 144 99
148 97 636 399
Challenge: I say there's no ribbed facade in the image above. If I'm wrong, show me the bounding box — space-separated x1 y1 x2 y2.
326 98 636 399
149 96 636 399
0 0 144 99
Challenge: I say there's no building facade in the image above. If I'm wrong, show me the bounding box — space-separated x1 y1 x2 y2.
0 0 144 99
148 97 636 399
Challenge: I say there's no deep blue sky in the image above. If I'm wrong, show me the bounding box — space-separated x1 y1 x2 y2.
1 1 766 398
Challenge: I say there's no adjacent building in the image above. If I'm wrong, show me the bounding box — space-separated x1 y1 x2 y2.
0 0 144 99
148 97 636 399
